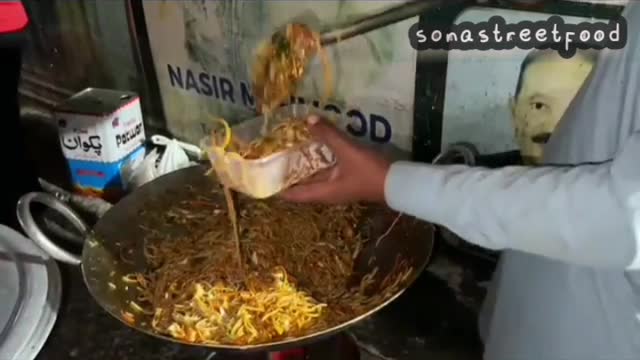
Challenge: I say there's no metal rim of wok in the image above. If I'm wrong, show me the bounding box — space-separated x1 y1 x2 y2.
16 165 434 352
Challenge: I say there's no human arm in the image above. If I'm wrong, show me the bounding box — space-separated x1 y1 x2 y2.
385 130 640 270
282 117 640 270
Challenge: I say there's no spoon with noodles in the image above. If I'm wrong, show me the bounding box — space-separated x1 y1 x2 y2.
254 0 467 130
252 23 333 136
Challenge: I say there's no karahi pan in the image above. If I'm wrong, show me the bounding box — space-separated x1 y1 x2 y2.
16 164 434 352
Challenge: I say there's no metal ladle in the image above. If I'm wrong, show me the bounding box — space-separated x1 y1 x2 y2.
270 0 472 51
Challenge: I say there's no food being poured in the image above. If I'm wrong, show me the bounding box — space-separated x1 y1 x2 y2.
242 118 312 159
121 21 411 345
209 116 316 263
125 188 412 346
202 21 335 199
204 110 335 199
252 23 333 116
211 116 311 160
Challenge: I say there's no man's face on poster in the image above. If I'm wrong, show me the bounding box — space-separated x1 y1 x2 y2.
510 50 594 164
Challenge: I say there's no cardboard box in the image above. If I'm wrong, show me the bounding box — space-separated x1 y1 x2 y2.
55 88 146 201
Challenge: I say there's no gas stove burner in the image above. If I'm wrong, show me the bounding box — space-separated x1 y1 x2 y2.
203 333 360 360
266 348 306 360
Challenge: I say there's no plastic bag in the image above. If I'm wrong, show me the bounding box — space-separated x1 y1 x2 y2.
127 148 160 189
157 139 191 174
126 136 199 189
151 134 204 160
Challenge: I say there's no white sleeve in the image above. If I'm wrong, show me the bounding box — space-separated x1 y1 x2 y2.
385 131 640 270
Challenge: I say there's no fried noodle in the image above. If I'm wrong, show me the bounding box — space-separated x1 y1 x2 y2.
251 23 333 133
212 117 311 161
126 191 412 345
122 22 408 347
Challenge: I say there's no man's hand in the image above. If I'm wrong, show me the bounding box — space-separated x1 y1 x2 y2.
280 115 391 204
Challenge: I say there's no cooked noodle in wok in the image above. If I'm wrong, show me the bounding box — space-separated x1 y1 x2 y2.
119 22 408 346
125 190 412 345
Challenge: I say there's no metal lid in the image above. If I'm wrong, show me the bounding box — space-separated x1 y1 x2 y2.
54 87 138 116
0 232 23 346
0 225 61 360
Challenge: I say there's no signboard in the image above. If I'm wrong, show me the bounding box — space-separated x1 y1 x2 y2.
441 7 609 155
142 1 419 156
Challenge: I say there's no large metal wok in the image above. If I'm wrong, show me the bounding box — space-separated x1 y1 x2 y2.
16 165 434 352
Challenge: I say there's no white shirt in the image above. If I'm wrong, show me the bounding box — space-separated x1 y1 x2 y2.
385 3 640 359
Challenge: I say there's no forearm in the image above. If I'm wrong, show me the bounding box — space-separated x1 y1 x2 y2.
384 136 640 269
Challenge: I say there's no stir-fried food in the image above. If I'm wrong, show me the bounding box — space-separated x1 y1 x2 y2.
252 23 333 119
211 116 311 160
242 117 311 159
125 189 412 345
204 22 334 197
161 268 326 343
119 21 406 346
251 23 332 137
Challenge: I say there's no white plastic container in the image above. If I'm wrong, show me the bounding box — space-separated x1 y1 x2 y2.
202 104 342 199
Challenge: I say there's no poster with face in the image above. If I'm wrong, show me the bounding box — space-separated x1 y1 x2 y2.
441 7 605 163
141 0 418 156
510 48 595 162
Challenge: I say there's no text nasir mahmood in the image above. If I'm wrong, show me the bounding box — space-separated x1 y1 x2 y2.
408 15 627 58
